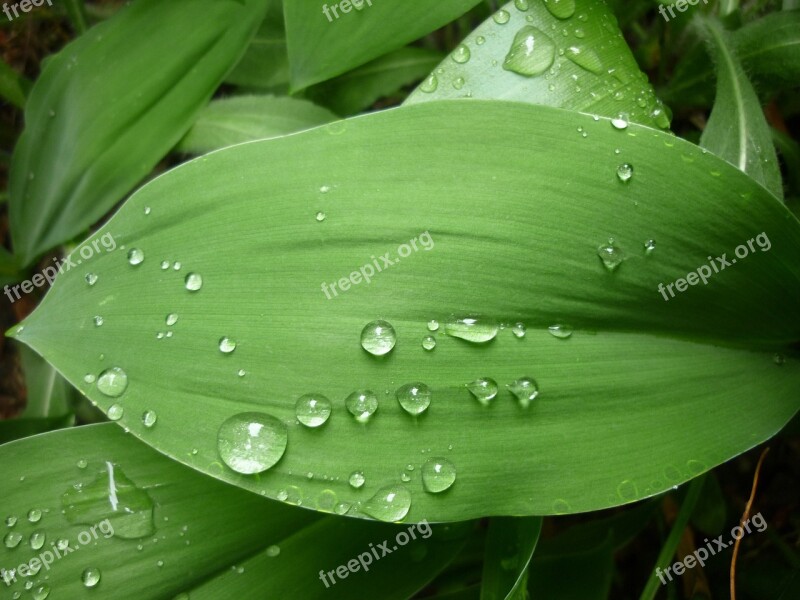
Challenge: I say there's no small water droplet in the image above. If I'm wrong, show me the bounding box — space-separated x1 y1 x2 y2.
185 273 203 292
611 114 629 130
452 44 471 64
363 485 411 522
108 404 124 420
173 261 182 271
93 315 104 327
166 313 178 326
445 315 498 343
396 383 431 416
773 354 786 365
422 457 456 493
503 26 556 77
142 410 157 428
97 367 128 397
427 319 439 332
29 530 45 550
218 337 236 354
127 248 144 266
237 369 246 377
644 239 656 254
144 206 151 215
493 9 511 24
85 273 98 286
507 377 539 408
420 74 438 93
345 390 378 423
27 508 42 523
4 531 22 548
452 76 465 90
514 0 529 10
349 471 366 489
217 412 288 474
512 322 526 338
597 239 625 271
319 185 331 194
266 545 280 557
295 394 332 428
160 260 170 270
360 320 396 356
5 516 17 527
548 324 572 339
80 567 101 588
616 163 634 183
565 45 603 74
32 585 50 600
422 335 436 351
77 459 88 469
467 377 498 406
315 211 326 222
335 502 351 515
476 35 486 45
543 0 576 19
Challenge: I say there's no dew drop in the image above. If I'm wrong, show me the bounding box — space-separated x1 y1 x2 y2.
644 239 656 254
217 412 288 474
543 0 576 19
565 45 603 74
452 44 471 64
127 248 144 266
266 545 280 557
144 206 151 215
295 394 332 428
420 74 438 93
142 410 157 428
452 76 465 90
360 320 396 356
4 531 22 548
108 404 124 420
218 337 237 354
507 377 539 408
85 273 98 286
185 273 203 292
774 354 785 365
97 367 128 397
315 211 326 222
445 315 498 343
166 313 178 326
32 585 50 600
5 516 17 527
345 390 378 423
363 485 411 522
173 261 182 271
476 35 486 45
616 163 634 183
29 530 45 550
396 383 431 416
427 319 439 332
611 114 629 130
597 239 625 271
493 9 510 24
548 324 572 339
77 459 87 469
349 471 366 489
422 335 436 351
422 457 456 493
514 0 529 10
160 260 169 270
503 26 556 77
466 377 498 406
512 322 526 338
27 508 42 523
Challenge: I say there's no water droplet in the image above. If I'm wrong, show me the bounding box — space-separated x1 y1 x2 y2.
315 211 326 222
363 486 411 522
644 239 656 254
143 206 151 215
422 335 436 351
514 0 529 10
77 459 87 469
573 27 585 38
512 322 526 338
597 239 625 271
108 404 124 420
335 502 351 515
166 313 178 326
319 185 331 193
185 273 203 292
295 394 332 428
237 369 246 377
503 26 556 77
127 248 144 265
29 530 45 550
360 320 396 356
4 531 22 548
142 410 157 428
427 319 439 331
217 412 288 474
5 515 17 527
493 9 510 24
218 337 237 354
80 567 101 588
543 0 575 18
611 114 629 130
396 383 431 416
617 479 638 500
507 377 539 408
452 76 465 90
349 471 366 489
345 390 378 423
28 508 42 523
422 457 456 493
85 273 98 286
97 367 128 397
616 163 634 183
173 261 182 271
62 462 155 539
548 324 572 339
266 545 280 557
467 377 498 406
420 74 438 93
774 354 785 365
32 585 50 600
445 315 498 343
452 44 471 64
476 35 486 45
565 46 603 74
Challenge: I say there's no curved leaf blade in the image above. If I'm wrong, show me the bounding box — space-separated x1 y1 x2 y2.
481 517 542 600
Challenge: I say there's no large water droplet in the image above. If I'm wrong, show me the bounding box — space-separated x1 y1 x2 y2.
61 462 155 539
219 337 237 354
82 567 101 588
349 471 366 489
445 315 498 343
616 163 634 183
422 457 456 493
127 248 144 266
420 74 438 93
363 486 411 522
548 324 572 339
185 273 203 292
514 0 529 10
396 383 431 416
507 377 539 408
345 390 378 423
360 320 396 356
503 26 556 77
32 585 50 600
493 9 511 24
295 394 332 428
217 412 288 474
108 404 124 420
27 509 42 523
451 44 471 64
543 0 576 19
29 530 45 550
611 114 629 130
565 46 603 74
97 367 128 397
467 377 498 406
597 239 624 271
4 531 22 548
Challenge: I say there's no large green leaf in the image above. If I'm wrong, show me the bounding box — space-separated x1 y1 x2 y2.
0 424 467 598
11 101 800 523
699 17 783 200
9 0 270 267
284 0 483 90
405 0 670 130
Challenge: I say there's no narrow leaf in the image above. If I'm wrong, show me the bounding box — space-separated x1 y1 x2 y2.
481 517 542 600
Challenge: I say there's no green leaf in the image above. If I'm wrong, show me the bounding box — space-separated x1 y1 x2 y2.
12 100 800 523
480 517 542 600
699 17 783 200
306 47 445 116
0 424 467 598
405 0 671 130
63 0 89 33
284 0 483 90
9 0 270 267
0 58 31 109
177 96 338 154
